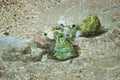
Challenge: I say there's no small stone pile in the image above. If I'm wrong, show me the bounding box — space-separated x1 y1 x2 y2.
43 14 101 60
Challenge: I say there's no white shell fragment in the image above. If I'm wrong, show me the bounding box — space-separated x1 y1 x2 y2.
46 31 54 40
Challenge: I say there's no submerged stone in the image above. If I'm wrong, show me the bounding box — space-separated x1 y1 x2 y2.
51 31 79 60
0 37 43 62
81 14 101 36
18 44 43 62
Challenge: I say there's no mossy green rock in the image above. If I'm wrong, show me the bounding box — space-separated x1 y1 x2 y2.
52 31 78 60
81 14 101 36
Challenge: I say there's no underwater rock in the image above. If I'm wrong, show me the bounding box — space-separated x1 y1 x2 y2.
81 14 101 36
34 32 50 48
18 44 43 62
51 31 79 60
34 32 54 54
0 37 43 62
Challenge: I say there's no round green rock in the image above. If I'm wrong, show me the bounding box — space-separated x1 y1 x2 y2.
81 14 101 36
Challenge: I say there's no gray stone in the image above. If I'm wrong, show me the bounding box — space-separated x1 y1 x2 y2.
0 37 43 62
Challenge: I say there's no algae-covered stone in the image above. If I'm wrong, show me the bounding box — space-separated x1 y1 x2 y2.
51 31 79 60
81 14 101 36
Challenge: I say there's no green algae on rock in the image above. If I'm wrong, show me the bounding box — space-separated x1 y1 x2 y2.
51 31 79 60
81 14 101 36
